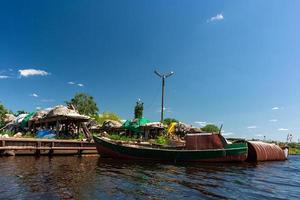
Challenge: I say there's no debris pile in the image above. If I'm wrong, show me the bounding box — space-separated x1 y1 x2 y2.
0 105 92 140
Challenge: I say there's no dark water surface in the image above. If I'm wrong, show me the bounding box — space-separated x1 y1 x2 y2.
0 155 299 200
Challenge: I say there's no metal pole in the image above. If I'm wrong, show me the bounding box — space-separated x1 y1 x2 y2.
154 70 174 123
161 76 165 122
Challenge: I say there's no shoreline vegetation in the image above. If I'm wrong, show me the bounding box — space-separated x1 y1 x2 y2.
289 147 300 155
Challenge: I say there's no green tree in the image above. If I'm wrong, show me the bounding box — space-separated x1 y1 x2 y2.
201 124 220 133
163 118 179 126
0 104 8 128
94 112 122 125
134 100 143 119
66 93 99 116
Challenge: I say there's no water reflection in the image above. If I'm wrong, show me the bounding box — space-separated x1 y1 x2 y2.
0 156 299 199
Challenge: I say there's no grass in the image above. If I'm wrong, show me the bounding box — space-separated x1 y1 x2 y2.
154 135 169 145
106 133 171 145
289 147 300 155
107 133 138 141
77 132 85 141
0 130 15 137
23 132 36 138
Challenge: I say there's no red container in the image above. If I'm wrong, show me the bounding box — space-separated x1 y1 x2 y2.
247 141 286 161
185 133 224 150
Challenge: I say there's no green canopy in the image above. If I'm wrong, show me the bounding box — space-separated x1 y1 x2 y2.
20 112 35 128
122 118 150 132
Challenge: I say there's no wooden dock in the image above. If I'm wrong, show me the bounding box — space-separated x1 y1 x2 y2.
0 138 97 156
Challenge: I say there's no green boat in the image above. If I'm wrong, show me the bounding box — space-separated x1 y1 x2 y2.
93 134 248 162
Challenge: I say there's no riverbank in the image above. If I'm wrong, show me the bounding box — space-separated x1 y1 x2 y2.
289 147 300 155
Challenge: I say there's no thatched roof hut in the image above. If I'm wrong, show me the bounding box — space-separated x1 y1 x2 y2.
33 105 90 124
3 114 16 123
102 120 122 130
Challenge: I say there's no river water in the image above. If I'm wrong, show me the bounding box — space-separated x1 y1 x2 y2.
0 155 299 200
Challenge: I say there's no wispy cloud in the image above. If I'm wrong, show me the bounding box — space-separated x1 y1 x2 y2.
272 107 280 110
36 106 42 110
269 119 278 122
68 81 84 87
222 132 234 136
0 69 15 79
41 99 55 102
19 69 50 77
0 75 10 79
255 134 263 137
156 107 172 113
207 13 224 22
247 126 257 129
194 121 207 127
30 93 39 98
278 128 288 131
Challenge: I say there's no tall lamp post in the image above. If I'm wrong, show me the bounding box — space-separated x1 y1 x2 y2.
154 70 174 122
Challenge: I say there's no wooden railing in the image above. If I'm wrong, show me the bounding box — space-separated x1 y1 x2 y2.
0 138 97 156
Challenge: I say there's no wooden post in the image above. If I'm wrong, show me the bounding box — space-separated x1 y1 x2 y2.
36 141 41 156
48 142 54 156
145 129 149 140
56 120 60 134
78 142 83 156
77 122 81 134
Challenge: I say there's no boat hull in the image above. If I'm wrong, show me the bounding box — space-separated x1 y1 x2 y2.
93 136 248 162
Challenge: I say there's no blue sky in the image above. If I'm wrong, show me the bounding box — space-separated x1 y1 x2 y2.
0 0 300 141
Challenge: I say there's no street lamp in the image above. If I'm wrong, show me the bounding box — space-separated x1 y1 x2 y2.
154 70 174 122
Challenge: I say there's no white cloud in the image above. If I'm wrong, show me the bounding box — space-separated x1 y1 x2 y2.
222 132 234 136
0 75 10 79
194 121 207 124
19 69 50 77
269 119 278 122
255 134 263 137
208 13 224 22
68 81 84 87
156 107 172 113
247 126 257 129
30 93 39 98
278 128 289 131
36 106 42 110
194 121 207 127
272 107 280 110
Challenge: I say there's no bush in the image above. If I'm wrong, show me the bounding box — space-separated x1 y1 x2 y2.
0 104 8 128
134 100 143 119
155 135 169 145
163 118 179 126
66 93 99 116
23 132 36 138
108 133 137 141
0 130 14 137
93 112 122 125
201 124 220 133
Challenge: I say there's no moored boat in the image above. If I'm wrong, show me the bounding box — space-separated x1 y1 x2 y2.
93 133 248 162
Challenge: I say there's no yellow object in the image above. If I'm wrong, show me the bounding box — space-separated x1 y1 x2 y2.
167 122 177 135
